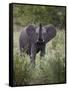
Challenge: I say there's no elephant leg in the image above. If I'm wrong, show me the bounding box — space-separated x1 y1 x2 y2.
20 46 23 56
19 41 24 56
30 43 36 67
39 46 45 68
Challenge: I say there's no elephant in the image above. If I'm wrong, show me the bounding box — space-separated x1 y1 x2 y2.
19 23 56 66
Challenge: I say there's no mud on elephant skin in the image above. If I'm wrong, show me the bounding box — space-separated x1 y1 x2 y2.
19 23 56 66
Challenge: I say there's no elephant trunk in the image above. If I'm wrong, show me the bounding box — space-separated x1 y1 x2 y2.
38 23 42 41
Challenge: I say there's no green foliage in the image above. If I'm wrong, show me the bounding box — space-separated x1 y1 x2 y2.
13 52 33 85
13 4 66 28
13 30 66 86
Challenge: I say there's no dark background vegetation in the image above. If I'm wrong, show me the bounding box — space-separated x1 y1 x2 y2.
13 4 66 86
13 4 66 29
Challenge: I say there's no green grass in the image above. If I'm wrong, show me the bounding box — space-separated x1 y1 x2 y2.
13 29 66 86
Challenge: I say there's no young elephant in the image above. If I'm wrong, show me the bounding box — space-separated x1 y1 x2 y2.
19 24 56 66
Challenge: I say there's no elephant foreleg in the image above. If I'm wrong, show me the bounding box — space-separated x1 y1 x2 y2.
39 46 45 68
30 43 36 67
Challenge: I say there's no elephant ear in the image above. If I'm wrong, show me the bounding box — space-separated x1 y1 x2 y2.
45 24 56 43
26 25 36 43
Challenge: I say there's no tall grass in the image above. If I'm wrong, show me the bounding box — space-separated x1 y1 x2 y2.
13 30 66 86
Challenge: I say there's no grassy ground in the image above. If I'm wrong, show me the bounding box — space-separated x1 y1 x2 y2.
13 28 66 86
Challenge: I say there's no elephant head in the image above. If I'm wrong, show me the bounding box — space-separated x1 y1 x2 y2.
26 23 56 45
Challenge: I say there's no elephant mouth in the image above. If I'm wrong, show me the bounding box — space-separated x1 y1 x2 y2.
36 39 45 47
37 38 45 43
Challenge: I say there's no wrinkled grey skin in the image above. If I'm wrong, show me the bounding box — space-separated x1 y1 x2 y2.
19 24 56 66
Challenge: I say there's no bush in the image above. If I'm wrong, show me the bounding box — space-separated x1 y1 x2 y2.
13 30 66 85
